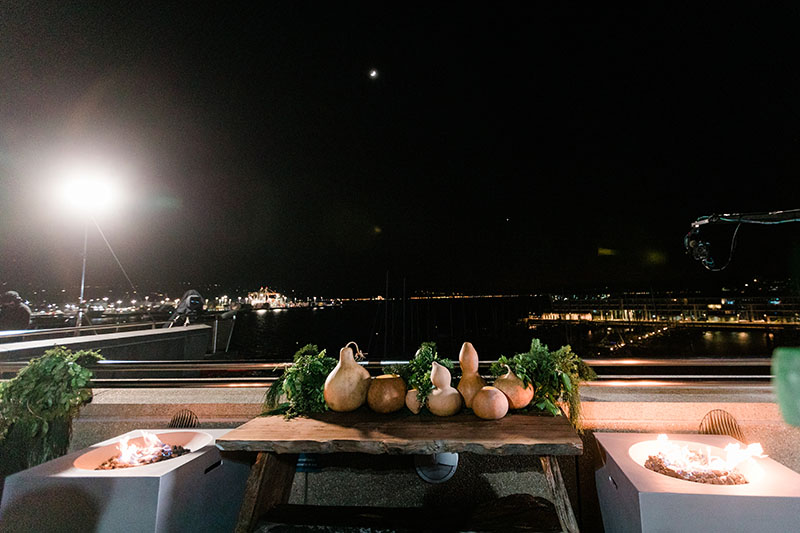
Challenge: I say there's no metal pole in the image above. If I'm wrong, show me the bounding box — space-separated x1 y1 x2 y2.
402 277 406 357
76 219 88 331
384 271 389 358
212 317 218 354
225 315 236 353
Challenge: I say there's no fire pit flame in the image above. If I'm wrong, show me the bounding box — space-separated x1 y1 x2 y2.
97 430 190 470
643 434 766 485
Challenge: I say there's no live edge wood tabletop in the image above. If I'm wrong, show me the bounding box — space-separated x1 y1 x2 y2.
216 409 583 533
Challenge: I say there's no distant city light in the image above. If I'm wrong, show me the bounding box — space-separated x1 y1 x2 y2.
369 69 379 79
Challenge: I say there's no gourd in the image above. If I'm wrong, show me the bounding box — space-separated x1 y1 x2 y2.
493 364 534 410
323 341 371 412
456 341 486 408
427 361 462 416
405 389 423 414
472 386 509 420
367 374 407 413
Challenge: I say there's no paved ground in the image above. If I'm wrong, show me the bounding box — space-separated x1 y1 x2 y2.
89 386 269 404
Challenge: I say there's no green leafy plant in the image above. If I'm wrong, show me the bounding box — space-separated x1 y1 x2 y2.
490 338 596 428
263 344 337 418
383 341 454 407
0 346 103 476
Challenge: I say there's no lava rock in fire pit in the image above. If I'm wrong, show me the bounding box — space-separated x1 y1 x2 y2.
96 444 190 470
645 454 748 485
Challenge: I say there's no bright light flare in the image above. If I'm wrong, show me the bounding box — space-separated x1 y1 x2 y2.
54 159 125 214
60 178 115 211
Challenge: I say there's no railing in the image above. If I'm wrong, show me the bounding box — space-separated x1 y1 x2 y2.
0 357 774 388
0 313 236 355
0 320 168 342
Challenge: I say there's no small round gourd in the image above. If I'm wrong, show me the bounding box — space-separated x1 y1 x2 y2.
405 388 423 414
367 374 407 413
427 362 462 417
323 342 371 412
456 342 486 409
472 386 509 420
493 364 534 410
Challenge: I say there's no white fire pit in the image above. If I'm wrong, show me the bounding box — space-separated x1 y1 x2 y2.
595 432 800 533
0 429 250 533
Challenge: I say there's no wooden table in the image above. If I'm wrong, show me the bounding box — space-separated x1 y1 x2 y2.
216 409 583 533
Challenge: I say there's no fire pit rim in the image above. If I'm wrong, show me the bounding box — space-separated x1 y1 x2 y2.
595 432 800 497
628 436 760 487
72 429 214 472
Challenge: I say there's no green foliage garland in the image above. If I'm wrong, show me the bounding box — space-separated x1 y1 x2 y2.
0 346 103 476
263 344 337 418
490 339 596 428
383 341 454 407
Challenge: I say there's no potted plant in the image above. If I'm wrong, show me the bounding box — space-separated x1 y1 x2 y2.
0 346 103 478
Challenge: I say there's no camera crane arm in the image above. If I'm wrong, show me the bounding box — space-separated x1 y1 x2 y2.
685 208 800 271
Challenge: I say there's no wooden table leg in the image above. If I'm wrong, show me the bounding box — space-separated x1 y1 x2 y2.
235 452 298 533
540 455 580 533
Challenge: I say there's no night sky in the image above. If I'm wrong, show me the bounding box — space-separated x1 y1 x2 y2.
2 4 800 298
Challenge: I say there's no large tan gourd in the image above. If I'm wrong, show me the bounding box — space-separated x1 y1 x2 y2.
472 386 509 420
456 341 486 408
367 374 407 413
427 362 462 416
493 364 534 409
323 341 371 412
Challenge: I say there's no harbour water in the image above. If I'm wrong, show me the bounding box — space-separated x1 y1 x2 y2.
227 297 541 362
225 296 800 362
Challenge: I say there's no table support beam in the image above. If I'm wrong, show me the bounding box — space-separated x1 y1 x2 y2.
235 452 298 533
540 455 580 533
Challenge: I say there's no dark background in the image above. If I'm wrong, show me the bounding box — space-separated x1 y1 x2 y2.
2 3 799 298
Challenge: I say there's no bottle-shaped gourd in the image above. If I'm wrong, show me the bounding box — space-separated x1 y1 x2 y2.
492 364 534 410
456 341 486 409
324 341 371 412
427 361 462 416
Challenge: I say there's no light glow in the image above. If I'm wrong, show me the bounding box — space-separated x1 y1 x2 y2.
54 158 124 213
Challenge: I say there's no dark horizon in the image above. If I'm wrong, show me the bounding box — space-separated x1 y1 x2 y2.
2 5 800 297
9 272 800 306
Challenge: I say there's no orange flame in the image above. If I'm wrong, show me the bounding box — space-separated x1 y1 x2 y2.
115 431 169 466
655 434 765 473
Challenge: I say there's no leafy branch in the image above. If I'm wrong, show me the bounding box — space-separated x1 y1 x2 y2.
383 341 454 407
490 338 596 428
263 344 337 419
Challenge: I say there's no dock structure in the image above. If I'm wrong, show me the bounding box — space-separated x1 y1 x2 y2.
529 293 800 329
